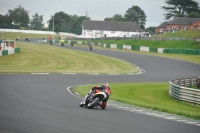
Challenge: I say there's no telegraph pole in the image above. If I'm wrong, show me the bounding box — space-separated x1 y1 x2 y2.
52 15 54 39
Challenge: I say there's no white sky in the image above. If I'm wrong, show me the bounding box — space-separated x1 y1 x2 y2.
0 0 199 28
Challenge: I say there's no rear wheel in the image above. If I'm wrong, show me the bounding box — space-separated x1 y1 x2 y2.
101 106 106 109
87 97 101 109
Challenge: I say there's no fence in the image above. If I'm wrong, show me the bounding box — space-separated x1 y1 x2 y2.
169 77 200 104
75 36 200 41
100 36 199 41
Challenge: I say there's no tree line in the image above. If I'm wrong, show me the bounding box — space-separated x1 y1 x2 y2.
0 0 199 35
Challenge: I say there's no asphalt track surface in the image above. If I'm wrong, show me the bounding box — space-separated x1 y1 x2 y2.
0 42 200 133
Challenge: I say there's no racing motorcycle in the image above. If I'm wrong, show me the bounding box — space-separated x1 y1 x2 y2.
89 44 93 50
50 40 53 45
25 38 30 42
80 89 110 109
71 41 74 46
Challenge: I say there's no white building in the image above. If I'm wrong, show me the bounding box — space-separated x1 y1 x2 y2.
82 20 144 38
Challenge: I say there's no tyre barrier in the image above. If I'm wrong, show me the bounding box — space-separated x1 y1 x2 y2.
169 77 200 104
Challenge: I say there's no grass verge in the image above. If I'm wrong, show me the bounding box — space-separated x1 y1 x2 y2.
74 83 200 119
0 42 138 74
91 39 200 50
153 30 200 38
0 32 59 40
75 44 200 64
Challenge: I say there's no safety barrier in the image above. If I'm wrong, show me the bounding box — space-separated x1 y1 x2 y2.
169 77 200 104
39 40 200 55
0 40 20 56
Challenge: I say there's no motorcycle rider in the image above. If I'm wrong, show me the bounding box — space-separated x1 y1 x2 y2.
71 41 74 46
16 36 19 41
89 43 93 50
25 37 30 42
61 39 64 46
81 82 111 109
50 38 53 45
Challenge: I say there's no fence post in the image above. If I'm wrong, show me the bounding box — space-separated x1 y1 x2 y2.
185 78 187 87
191 78 193 87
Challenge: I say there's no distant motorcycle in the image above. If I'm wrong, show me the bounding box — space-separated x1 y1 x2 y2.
71 41 74 46
25 38 30 42
61 42 64 46
50 40 53 45
89 44 93 50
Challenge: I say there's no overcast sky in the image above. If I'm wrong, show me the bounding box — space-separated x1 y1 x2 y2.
0 0 199 28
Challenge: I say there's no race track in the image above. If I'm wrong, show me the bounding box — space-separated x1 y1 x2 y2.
0 43 200 133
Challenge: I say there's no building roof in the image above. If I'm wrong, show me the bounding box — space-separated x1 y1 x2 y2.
157 21 170 28
82 20 144 32
169 17 200 25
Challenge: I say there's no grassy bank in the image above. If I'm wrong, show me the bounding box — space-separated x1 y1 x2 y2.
0 32 60 40
153 30 200 38
0 42 138 74
91 39 200 50
75 44 200 64
74 83 200 119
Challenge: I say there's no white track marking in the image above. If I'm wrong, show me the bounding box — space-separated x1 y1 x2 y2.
32 73 49 74
67 84 200 127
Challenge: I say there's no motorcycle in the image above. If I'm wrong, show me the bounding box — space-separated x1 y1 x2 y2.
80 89 110 109
71 41 74 46
25 38 30 42
89 44 93 50
61 42 64 46
50 40 53 45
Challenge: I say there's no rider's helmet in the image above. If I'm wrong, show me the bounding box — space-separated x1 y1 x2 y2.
103 82 109 87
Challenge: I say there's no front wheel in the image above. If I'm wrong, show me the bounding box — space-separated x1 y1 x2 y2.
79 103 84 107
87 97 101 109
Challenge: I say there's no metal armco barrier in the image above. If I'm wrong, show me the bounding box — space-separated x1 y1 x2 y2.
169 77 200 104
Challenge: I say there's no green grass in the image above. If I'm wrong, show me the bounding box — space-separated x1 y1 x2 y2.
0 32 60 40
90 30 200 50
191 85 200 89
76 44 200 64
74 83 200 119
153 30 200 38
91 39 200 50
0 42 138 74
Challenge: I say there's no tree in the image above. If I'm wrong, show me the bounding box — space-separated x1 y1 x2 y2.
70 15 90 34
145 27 156 34
0 14 5 28
48 11 90 34
30 13 44 30
188 12 200 18
124 5 146 30
104 17 113 21
48 11 71 32
7 5 29 28
162 0 200 19
104 14 125 21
